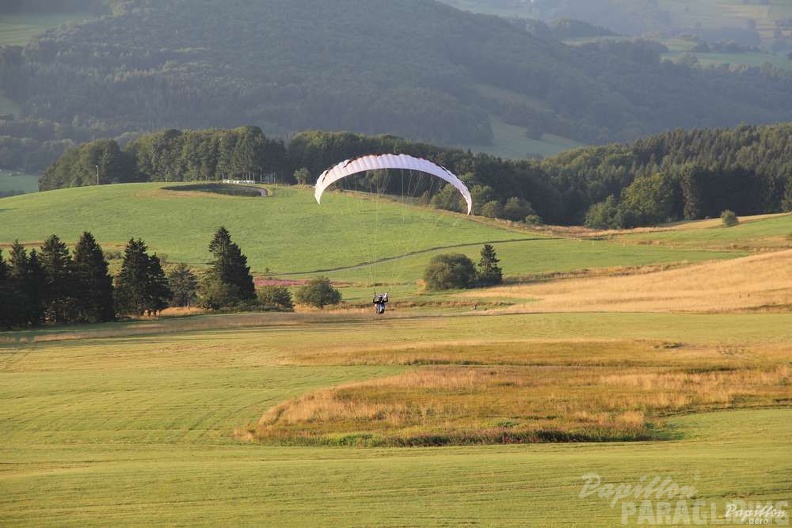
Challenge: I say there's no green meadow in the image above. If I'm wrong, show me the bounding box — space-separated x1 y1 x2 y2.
615 213 792 251
1 312 790 526
1 183 791 526
0 183 744 287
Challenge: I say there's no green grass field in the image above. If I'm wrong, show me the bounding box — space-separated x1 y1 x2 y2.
0 183 746 299
3 409 787 526
1 312 790 526
615 213 792 251
1 183 791 526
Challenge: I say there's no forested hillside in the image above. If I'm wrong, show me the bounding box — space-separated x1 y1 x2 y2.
41 123 792 228
2 0 792 173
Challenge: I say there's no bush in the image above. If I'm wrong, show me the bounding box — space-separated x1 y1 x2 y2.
584 195 621 229
257 285 294 310
721 209 739 227
198 276 241 310
423 253 477 290
480 200 504 219
295 276 341 308
502 197 534 222
294 167 311 185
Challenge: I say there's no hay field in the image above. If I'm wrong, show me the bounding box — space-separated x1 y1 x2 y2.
461 249 792 313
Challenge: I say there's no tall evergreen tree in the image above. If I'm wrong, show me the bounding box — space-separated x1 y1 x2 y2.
8 240 28 280
146 254 171 315
6 240 32 324
115 238 171 317
72 231 115 322
5 243 46 326
0 249 27 328
25 250 46 325
39 234 74 323
476 244 503 287
206 226 255 304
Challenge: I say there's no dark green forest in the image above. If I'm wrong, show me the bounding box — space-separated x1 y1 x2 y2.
2 0 792 173
40 123 792 228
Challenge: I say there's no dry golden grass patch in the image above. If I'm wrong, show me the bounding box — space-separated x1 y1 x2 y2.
253 342 792 446
466 250 792 313
255 366 655 444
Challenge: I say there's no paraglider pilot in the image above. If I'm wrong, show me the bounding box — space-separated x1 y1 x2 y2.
373 292 388 314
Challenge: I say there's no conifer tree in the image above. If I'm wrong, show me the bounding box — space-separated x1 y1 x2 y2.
205 227 255 305
4 241 45 326
25 250 46 325
8 240 28 280
72 231 115 322
146 254 171 315
477 244 503 287
7 241 33 325
39 234 74 323
115 238 171 316
0 249 26 328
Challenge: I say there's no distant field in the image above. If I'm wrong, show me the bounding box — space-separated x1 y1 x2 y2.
664 49 792 70
0 171 39 194
437 0 535 18
0 12 96 46
467 117 586 159
444 0 791 55
463 85 587 159
0 93 20 117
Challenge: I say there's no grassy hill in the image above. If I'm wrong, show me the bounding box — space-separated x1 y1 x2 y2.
0 182 750 300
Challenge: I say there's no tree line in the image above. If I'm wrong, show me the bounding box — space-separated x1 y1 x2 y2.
0 226 308 330
1 227 507 329
39 123 792 228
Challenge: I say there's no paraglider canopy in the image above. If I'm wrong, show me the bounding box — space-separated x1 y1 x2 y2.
314 154 473 215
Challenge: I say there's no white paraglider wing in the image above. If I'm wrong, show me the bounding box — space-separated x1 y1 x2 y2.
314 154 473 215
